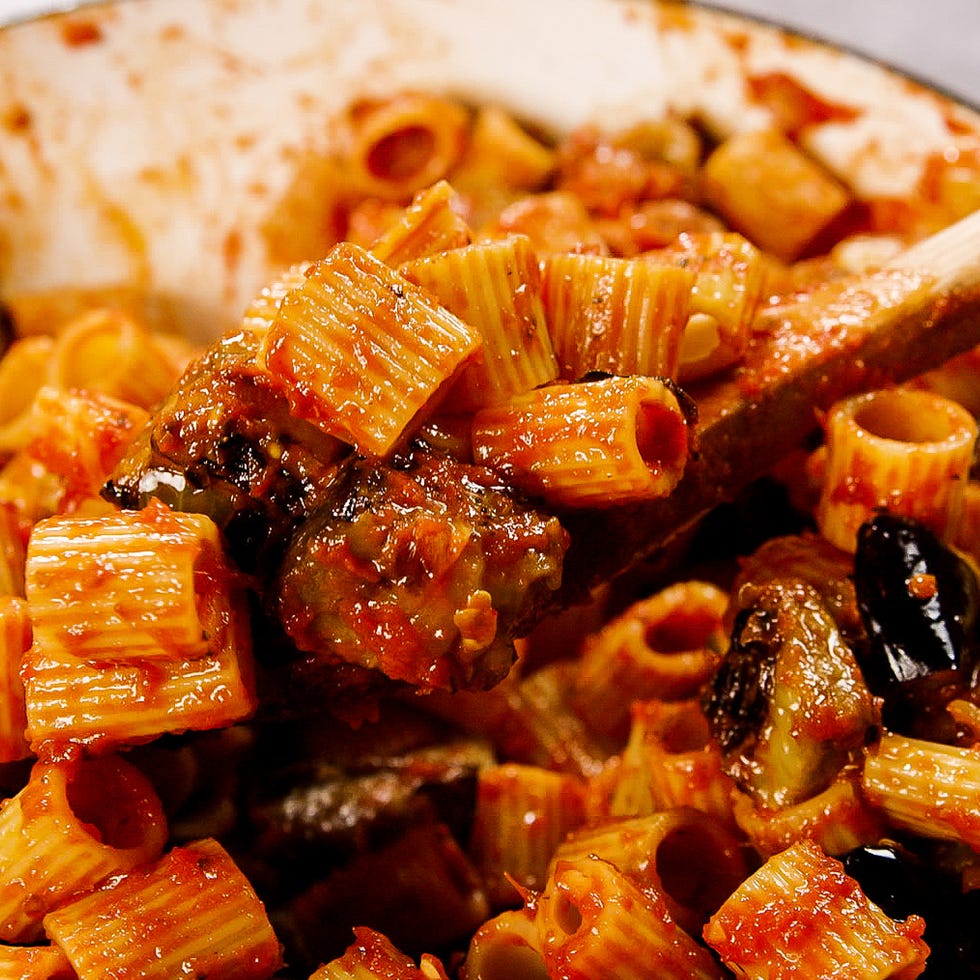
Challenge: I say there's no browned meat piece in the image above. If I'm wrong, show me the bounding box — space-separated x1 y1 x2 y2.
274 450 568 693
103 328 348 574
283 822 489 969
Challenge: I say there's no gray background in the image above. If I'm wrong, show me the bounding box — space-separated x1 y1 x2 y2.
711 0 978 106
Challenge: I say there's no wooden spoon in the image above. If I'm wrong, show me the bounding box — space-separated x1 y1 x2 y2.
556 209 980 604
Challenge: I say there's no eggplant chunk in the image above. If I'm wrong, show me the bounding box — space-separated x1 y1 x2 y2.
274 451 568 692
280 821 489 970
854 511 980 739
243 704 491 877
843 842 980 976
855 512 979 689
731 531 863 642
103 328 347 574
248 737 490 875
703 580 876 809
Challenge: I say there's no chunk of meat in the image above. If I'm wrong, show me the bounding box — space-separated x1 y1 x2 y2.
273 451 568 692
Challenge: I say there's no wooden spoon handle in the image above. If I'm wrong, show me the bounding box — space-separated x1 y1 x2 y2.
886 206 980 290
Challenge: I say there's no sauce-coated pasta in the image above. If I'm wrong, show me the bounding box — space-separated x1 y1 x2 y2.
0 51 979 980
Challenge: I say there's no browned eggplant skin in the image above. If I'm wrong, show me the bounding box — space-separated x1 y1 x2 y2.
104 329 348 574
703 579 876 809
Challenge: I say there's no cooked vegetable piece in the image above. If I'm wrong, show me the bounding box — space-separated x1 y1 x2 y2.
854 511 980 738
274 450 568 692
854 511 980 689
245 717 489 873
702 581 875 808
731 532 863 642
282 821 488 970
843 843 980 977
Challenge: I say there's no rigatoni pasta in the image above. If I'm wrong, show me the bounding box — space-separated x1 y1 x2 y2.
535 856 724 980
0 503 26 598
654 231 766 382
862 733 980 850
0 596 30 762
460 908 546 980
43 308 181 411
312 927 452 980
22 500 256 750
401 235 559 411
468 763 586 907
0 754 167 942
540 252 694 380
732 770 887 858
0 943 75 980
344 94 470 202
43 837 282 980
369 179 472 267
25 500 247 665
471 374 691 507
0 49 978 979
701 128 851 262
815 386 977 551
704 840 930 979
22 387 149 510
450 105 556 226
260 242 482 455
0 336 54 455
548 809 747 937
571 580 728 744
608 699 737 827
22 626 257 752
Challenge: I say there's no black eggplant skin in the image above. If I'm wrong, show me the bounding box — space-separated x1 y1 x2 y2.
853 512 980 737
842 843 980 976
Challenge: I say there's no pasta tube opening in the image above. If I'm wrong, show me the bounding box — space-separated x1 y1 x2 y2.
634 392 691 486
346 95 469 201
816 387 978 551
0 755 167 942
551 810 747 937
61 756 166 853
471 375 691 508
572 581 727 745
461 909 548 980
537 857 723 980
